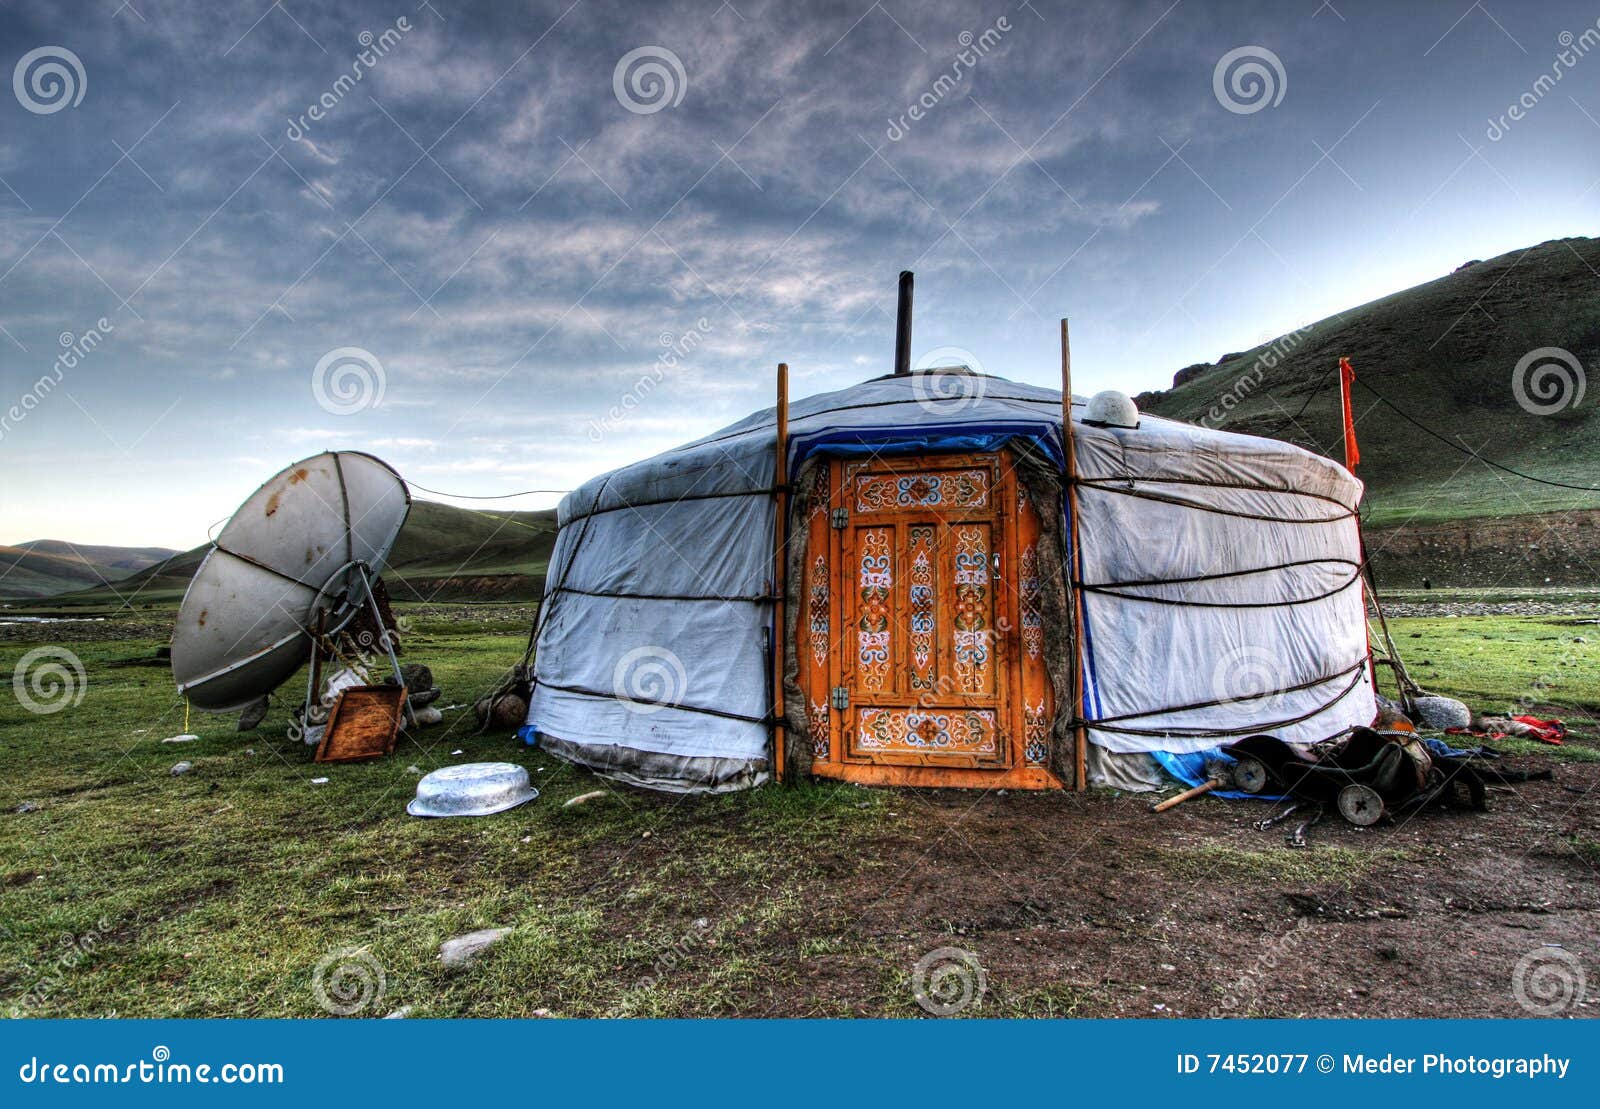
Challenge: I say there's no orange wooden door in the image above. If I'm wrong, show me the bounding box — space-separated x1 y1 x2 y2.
798 450 1058 789
837 454 1010 769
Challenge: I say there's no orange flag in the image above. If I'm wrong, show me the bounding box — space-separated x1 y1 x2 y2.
1338 357 1360 470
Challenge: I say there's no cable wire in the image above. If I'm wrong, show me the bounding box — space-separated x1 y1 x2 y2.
404 481 570 501
1349 376 1600 493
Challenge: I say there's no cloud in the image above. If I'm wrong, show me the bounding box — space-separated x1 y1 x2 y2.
3 0 1588 548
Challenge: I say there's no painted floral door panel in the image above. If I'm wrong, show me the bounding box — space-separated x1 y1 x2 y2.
798 451 1058 787
845 522 1003 765
840 456 1007 769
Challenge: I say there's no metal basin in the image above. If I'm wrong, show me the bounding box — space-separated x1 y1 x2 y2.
407 763 538 818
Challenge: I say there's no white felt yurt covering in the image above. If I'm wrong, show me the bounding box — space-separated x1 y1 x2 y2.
523 370 1374 793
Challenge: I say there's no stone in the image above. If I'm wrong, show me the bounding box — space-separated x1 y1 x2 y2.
170 761 193 776
439 927 511 968
237 696 270 732
1405 694 1470 731
383 1006 413 1019
398 663 435 694
477 693 529 731
408 706 443 728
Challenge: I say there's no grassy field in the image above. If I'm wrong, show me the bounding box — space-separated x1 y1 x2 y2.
1389 614 1599 717
1 606 1595 1018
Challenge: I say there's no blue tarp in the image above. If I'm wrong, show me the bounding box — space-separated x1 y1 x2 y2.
1151 747 1285 801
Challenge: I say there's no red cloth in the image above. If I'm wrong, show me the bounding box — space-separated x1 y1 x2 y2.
1512 716 1566 744
1445 717 1566 745
1338 357 1361 470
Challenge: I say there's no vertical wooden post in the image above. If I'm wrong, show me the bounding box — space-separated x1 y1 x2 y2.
305 607 328 727
1060 320 1088 791
772 362 790 783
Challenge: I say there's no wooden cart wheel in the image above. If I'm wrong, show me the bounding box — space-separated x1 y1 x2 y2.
1338 783 1385 826
1233 755 1270 795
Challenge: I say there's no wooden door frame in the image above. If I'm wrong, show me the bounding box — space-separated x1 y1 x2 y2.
806 449 1062 791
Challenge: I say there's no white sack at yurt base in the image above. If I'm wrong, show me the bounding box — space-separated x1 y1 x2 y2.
519 366 1374 794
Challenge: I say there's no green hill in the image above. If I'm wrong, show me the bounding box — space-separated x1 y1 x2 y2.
383 499 558 602
1137 236 1600 528
13 500 557 606
0 541 177 600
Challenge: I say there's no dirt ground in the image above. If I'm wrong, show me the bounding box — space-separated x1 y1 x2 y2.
594 754 1600 1018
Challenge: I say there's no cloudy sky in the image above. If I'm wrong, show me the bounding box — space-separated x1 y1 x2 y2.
2 0 1596 546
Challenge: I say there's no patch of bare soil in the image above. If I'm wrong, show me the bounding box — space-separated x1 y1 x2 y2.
818 759 1597 1017
600 750 1598 1018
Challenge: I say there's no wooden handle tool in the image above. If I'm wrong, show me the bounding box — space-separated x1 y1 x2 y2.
1151 779 1220 813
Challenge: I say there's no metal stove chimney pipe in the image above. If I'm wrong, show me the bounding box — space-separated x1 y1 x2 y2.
894 270 913 376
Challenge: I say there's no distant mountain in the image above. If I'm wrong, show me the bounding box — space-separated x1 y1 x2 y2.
4 500 558 605
0 541 177 600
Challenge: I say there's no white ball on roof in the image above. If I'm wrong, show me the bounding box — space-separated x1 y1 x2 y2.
1084 390 1139 429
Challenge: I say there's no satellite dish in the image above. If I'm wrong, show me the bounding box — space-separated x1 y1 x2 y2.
172 451 410 711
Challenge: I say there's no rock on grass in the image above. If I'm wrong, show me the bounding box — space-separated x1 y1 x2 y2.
439 927 511 968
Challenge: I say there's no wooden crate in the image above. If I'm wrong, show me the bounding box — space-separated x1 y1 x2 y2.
314 685 406 763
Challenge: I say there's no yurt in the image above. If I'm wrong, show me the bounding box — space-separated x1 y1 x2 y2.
522 298 1375 794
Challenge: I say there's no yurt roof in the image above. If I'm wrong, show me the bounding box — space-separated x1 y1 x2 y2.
556 369 1361 526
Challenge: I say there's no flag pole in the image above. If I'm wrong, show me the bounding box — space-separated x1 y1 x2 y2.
1338 357 1416 700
